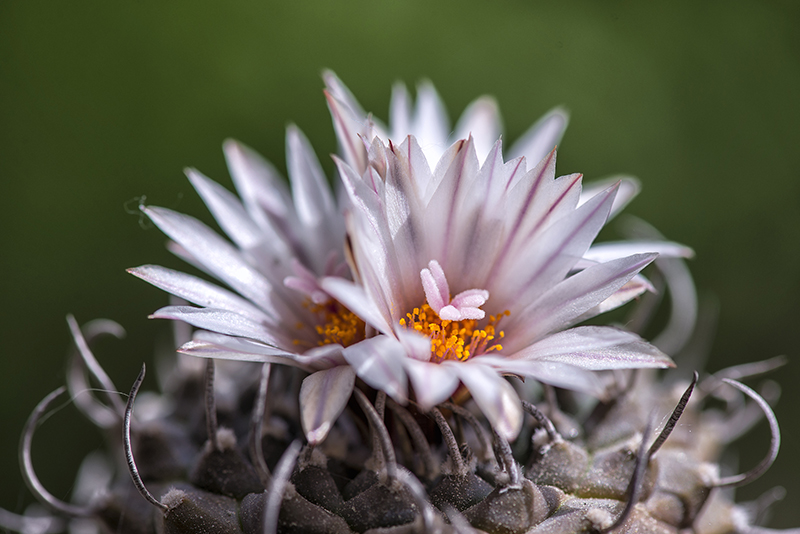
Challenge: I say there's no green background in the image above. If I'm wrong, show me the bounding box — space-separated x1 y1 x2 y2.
1 0 799 528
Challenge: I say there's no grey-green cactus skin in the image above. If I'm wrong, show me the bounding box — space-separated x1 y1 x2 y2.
2 340 792 534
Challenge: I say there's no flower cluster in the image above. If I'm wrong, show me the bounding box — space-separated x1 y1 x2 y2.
131 72 691 443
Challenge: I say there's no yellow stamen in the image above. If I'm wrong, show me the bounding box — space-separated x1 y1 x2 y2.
294 299 366 348
399 303 509 363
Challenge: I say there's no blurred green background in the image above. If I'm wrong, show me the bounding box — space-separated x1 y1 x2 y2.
1 0 799 528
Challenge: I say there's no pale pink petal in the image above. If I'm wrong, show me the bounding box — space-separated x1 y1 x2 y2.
449 362 523 440
477 139 515 209
454 306 485 320
510 326 635 360
128 265 272 324
186 331 346 370
395 328 432 362
423 137 481 266
324 250 347 278
286 125 342 272
283 276 328 304
284 259 330 305
507 106 569 168
494 182 618 308
404 360 460 409
286 125 337 225
334 157 384 231
584 241 694 263
166 240 211 277
322 70 368 121
391 135 432 203
325 89 368 174
453 96 502 163
579 175 640 219
344 210 409 325
320 276 394 337
573 275 654 324
384 138 429 289
299 343 347 369
150 306 280 346
222 139 295 228
300 344 350 367
510 326 674 370
411 81 450 163
342 336 408 402
185 168 263 250
142 206 284 318
484 149 558 281
300 366 356 445
510 170 584 238
502 171 587 270
389 82 412 140
366 137 389 186
180 340 309 369
347 140 427 310
451 145 524 285
475 356 607 399
506 253 657 347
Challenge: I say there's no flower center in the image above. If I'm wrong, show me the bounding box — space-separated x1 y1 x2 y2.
400 303 509 363
313 301 366 347
294 300 366 348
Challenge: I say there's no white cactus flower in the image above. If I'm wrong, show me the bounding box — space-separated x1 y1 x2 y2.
132 73 691 443
323 129 677 439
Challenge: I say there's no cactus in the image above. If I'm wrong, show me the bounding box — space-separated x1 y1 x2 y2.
2 316 793 533
2 73 797 533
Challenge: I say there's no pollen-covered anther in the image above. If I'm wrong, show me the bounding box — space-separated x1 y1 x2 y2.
401 303 509 363
307 300 366 347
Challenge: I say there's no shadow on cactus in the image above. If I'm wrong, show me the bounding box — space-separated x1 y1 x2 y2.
1 73 796 534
